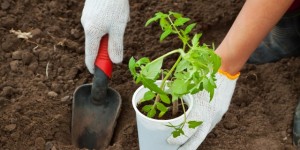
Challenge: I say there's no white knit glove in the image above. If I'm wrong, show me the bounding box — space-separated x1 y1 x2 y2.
81 0 129 74
167 70 240 150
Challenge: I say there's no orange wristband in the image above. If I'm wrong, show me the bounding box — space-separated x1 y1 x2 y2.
218 69 240 80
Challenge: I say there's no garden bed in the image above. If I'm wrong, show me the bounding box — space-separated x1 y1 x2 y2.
0 0 299 149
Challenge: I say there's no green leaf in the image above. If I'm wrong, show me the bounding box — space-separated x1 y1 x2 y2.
158 111 166 118
171 79 188 95
145 12 167 27
202 77 209 90
145 16 160 27
128 57 136 76
159 94 171 104
143 91 155 101
140 78 165 94
160 29 172 41
184 23 196 34
208 76 217 89
175 59 189 73
192 33 202 47
209 89 215 101
213 55 221 73
141 58 163 79
174 72 185 80
135 76 142 84
202 77 214 100
136 57 150 66
174 17 190 26
155 12 168 18
172 128 184 138
188 121 203 129
166 123 176 128
142 105 152 113
169 11 182 18
147 107 156 118
159 18 170 30
156 102 168 112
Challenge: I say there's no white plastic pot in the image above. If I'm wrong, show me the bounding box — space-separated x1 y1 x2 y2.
132 80 194 150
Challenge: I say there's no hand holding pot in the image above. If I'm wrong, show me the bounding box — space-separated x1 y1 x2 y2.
167 70 240 150
81 0 129 74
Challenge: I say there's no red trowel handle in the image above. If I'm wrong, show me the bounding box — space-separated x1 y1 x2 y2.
94 35 113 78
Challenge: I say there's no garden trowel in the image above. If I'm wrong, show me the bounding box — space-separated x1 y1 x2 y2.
72 35 121 150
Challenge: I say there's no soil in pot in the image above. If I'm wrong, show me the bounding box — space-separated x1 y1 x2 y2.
137 100 189 120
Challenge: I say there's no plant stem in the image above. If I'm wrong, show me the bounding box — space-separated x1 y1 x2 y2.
153 16 191 117
161 54 182 87
152 52 182 111
151 49 181 63
172 100 178 116
181 98 186 118
167 15 192 49
180 97 187 128
167 103 183 111
151 14 193 117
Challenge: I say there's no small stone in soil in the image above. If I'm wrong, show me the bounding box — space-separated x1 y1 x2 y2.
12 50 23 60
67 67 78 79
71 28 81 39
60 96 69 102
4 124 16 132
1 86 14 97
223 121 238 130
51 146 57 150
35 137 45 150
30 28 42 37
48 91 58 98
10 60 19 72
10 132 19 141
22 52 34 65
45 141 54 150
1 1 10 10
29 62 39 73
39 51 49 61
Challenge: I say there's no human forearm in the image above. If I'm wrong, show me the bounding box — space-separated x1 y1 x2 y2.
216 0 293 75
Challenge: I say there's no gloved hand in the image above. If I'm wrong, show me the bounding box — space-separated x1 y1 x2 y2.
167 70 240 150
81 0 130 74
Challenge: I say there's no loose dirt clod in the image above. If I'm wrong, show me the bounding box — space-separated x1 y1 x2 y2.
35 137 45 150
1 1 10 10
22 52 34 65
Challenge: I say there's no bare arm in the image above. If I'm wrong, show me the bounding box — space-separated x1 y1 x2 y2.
216 0 294 75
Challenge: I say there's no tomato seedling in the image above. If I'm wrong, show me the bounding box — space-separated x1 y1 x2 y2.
129 11 221 138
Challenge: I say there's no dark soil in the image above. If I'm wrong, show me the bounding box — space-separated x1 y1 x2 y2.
0 0 299 150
